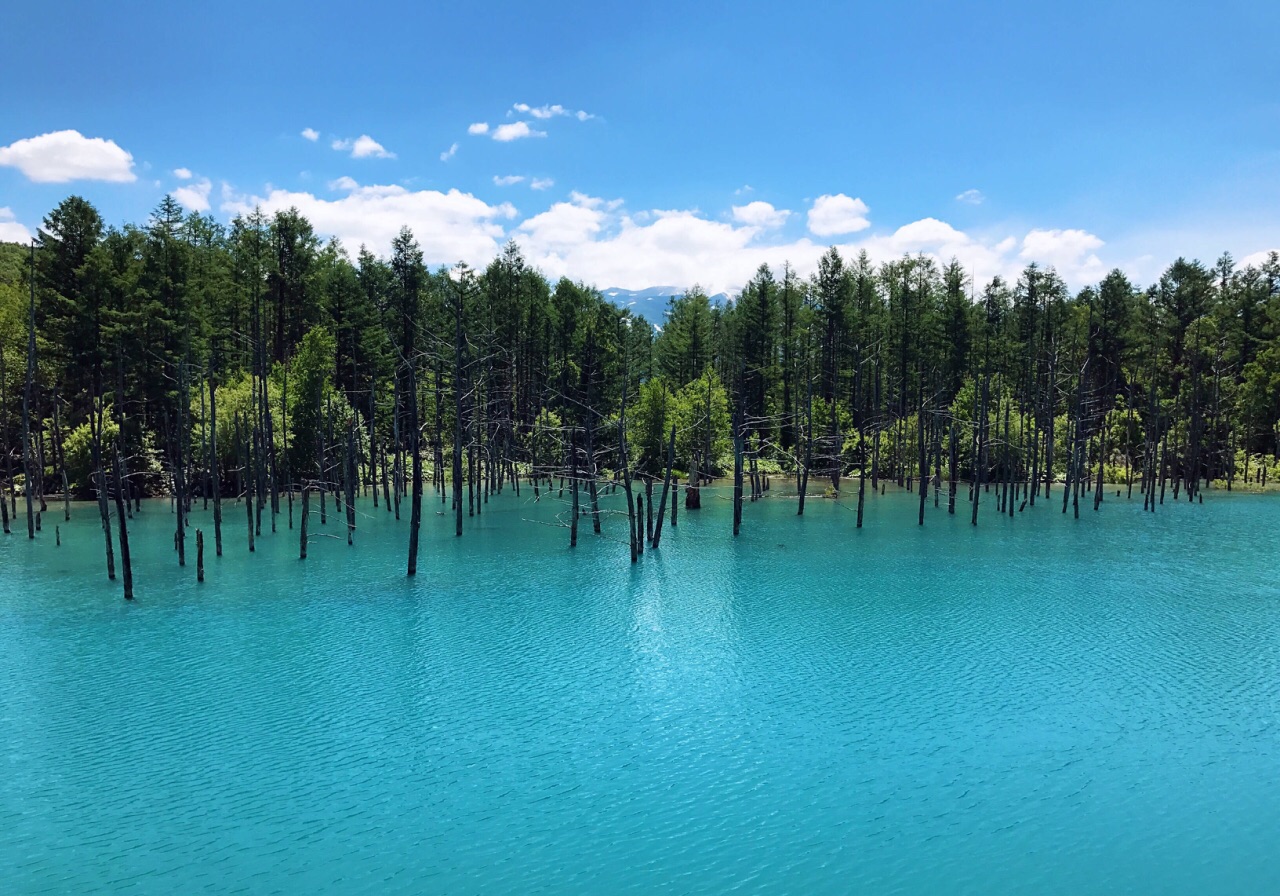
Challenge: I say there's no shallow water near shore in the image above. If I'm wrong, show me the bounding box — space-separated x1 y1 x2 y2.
2 485 1278 894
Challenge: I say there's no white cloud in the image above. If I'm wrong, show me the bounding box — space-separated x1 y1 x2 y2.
172 178 213 212
513 103 566 119
492 121 546 142
956 189 985 205
505 193 1114 296
0 207 32 242
493 175 525 186
468 122 490 135
511 102 594 121
0 130 136 183
530 178 555 191
440 142 459 162
734 185 754 196
173 167 193 180
221 182 516 265
518 194 606 250
331 134 395 159
521 199 793 293
1240 249 1279 269
301 128 320 141
731 201 790 229
807 194 871 237
1019 228 1105 281
328 176 359 192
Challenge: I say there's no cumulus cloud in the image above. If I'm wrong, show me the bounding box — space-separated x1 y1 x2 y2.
1018 228 1105 281
173 178 213 212
955 189 985 205
0 207 32 242
468 122 490 135
731 201 790 229
301 128 320 141
493 175 525 186
807 194 871 237
221 182 516 265
0 130 136 183
174 167 193 180
518 195 607 250
503 193 1113 296
440 142 459 162
530 178 554 191
1238 249 1278 269
331 134 395 159
492 122 546 142
211 177 1114 296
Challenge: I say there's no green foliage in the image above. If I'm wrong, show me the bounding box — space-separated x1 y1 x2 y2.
289 325 338 478
672 368 731 473
629 377 674 474
10 190 1280 504
61 414 118 494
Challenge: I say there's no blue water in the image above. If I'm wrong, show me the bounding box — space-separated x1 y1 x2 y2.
2 486 1278 894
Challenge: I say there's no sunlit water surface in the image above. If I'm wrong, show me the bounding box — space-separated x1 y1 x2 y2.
2 485 1278 894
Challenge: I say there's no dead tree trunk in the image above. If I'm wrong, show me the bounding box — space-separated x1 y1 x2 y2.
346 419 357 546
238 414 255 553
586 411 602 532
300 485 310 559
732 405 744 537
652 425 675 549
112 444 133 600
947 420 957 514
408 367 423 576
90 399 115 581
210 369 223 556
569 426 579 548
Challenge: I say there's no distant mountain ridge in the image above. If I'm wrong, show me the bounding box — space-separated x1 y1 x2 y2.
601 286 732 325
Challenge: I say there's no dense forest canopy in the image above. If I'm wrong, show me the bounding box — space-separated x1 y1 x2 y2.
4 194 1280 567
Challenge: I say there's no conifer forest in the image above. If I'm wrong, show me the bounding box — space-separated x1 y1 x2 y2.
3 195 1280 592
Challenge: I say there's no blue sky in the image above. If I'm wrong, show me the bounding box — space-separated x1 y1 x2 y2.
2 0 1278 292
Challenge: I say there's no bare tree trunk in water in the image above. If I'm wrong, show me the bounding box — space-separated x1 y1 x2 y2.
636 493 644 557
210 370 223 556
972 359 991 527
346 420 357 545
408 367 423 576
569 426 579 547
798 369 812 516
948 421 957 514
110 445 133 599
586 412 602 532
917 407 927 527
91 399 115 580
856 422 867 528
299 485 310 559
1094 415 1107 512
53 391 69 521
652 425 675 549
1 343 12 533
644 478 653 545
732 405 744 536
619 418 638 563
238 415 254 553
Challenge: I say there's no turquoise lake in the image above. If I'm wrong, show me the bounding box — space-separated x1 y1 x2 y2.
2 485 1278 894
